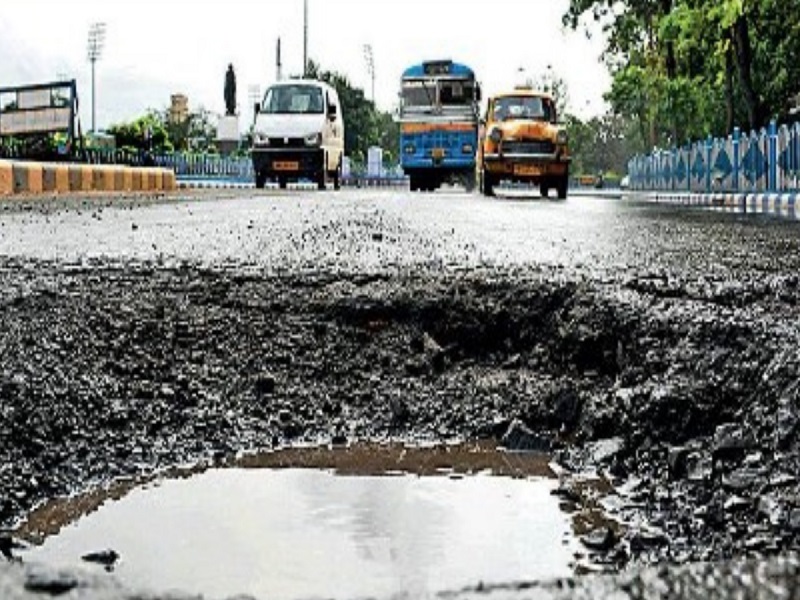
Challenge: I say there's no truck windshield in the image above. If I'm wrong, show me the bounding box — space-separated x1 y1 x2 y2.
262 85 324 115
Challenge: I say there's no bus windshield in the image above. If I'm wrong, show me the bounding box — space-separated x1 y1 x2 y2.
262 85 324 115
439 80 474 107
401 78 475 111
401 81 436 110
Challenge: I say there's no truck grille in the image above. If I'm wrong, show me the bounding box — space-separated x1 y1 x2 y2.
501 140 555 155
269 137 305 148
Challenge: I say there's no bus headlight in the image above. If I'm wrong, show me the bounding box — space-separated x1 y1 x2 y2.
254 133 270 146
462 144 474 155
404 144 416 154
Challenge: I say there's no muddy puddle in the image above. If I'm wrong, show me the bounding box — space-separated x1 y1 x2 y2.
16 443 581 600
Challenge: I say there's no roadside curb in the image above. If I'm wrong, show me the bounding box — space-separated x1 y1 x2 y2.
178 180 254 190
646 191 800 218
176 178 410 190
0 159 176 197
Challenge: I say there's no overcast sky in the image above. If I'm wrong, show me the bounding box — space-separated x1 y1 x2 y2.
1 0 610 131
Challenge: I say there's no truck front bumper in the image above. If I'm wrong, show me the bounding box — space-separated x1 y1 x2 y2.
252 147 325 180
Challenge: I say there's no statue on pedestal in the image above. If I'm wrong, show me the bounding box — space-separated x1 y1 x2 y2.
224 64 237 116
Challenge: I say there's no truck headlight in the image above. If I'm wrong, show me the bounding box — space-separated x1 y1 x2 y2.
489 128 503 143
556 130 568 145
305 132 322 147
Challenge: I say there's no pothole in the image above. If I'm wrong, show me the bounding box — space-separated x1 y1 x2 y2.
15 443 584 600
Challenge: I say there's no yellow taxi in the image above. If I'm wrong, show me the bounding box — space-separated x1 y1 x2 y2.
477 87 570 198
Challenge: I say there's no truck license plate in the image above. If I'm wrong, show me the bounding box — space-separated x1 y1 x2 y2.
274 161 299 171
514 164 540 176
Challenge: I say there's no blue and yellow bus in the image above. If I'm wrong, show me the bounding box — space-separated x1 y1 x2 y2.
397 60 481 192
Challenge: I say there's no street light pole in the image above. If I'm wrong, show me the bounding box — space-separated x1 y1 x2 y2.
363 44 375 103
87 22 106 134
303 0 308 76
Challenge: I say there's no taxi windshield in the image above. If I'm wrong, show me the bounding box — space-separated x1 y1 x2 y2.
492 96 552 122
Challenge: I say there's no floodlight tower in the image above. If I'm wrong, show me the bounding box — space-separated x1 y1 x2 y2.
87 22 106 134
363 44 375 103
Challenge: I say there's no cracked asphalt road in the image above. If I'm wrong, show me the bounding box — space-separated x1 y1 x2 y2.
0 187 798 599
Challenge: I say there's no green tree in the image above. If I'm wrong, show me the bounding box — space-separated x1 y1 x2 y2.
564 0 800 149
108 106 220 154
531 67 570 118
567 113 642 177
304 60 399 167
107 110 171 152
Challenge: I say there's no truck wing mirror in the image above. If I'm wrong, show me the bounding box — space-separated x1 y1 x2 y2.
254 102 261 114
328 104 338 120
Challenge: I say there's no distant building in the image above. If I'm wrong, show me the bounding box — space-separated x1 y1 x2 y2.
170 94 189 124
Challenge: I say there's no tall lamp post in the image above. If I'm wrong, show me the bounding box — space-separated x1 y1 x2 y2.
363 44 375 103
303 0 308 76
87 22 106 134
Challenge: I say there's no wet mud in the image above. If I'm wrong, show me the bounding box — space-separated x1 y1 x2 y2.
1 256 797 578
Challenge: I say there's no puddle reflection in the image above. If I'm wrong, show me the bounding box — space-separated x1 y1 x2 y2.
18 444 579 599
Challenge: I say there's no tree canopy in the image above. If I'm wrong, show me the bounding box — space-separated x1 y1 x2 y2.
304 60 399 168
564 0 800 150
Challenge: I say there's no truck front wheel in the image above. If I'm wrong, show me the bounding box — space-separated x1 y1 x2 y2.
557 177 568 200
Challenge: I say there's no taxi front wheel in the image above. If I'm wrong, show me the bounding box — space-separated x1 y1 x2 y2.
480 171 496 197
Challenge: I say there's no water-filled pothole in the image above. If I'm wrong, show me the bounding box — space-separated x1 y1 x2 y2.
16 443 581 600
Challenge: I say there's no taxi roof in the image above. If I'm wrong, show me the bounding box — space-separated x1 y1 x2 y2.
490 86 554 101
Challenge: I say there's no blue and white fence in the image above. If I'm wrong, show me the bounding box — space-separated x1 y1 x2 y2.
629 121 800 194
154 153 254 182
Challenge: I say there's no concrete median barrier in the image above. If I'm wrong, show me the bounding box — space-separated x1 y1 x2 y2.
13 162 43 194
0 159 176 197
69 164 94 192
131 169 143 191
149 168 163 191
163 170 176 191
43 164 70 193
122 168 133 192
0 161 12 195
93 166 117 192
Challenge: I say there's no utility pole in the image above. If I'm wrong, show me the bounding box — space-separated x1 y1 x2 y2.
363 44 375 103
303 0 308 76
87 22 106 134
